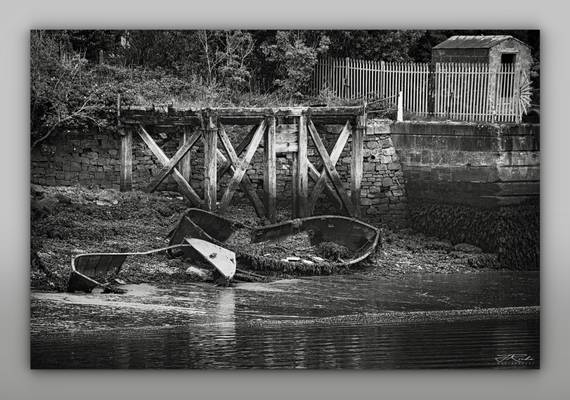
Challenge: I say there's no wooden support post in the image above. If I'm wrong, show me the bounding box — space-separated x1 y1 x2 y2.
264 116 277 223
351 113 365 217
203 115 218 211
120 128 132 192
297 114 308 217
291 153 298 217
179 126 192 182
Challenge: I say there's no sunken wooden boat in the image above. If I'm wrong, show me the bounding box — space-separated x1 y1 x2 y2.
67 241 237 293
168 208 381 275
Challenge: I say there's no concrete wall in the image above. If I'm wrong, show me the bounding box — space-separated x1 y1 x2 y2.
391 121 539 207
391 120 540 270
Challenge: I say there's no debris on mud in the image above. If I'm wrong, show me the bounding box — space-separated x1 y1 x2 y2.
31 185 503 291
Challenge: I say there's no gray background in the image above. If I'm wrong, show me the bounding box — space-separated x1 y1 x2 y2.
2 0 568 399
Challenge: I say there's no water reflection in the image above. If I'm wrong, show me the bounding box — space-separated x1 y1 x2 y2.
30 272 539 369
31 318 539 369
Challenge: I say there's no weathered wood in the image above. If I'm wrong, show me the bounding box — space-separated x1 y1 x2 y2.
309 121 351 214
297 114 308 217
214 136 265 218
147 128 201 193
203 116 218 211
120 129 132 192
218 121 266 213
307 119 356 216
179 126 193 182
307 160 343 210
275 124 299 136
217 124 257 181
275 142 299 153
120 105 365 127
137 125 201 205
351 114 366 217
264 116 277 223
291 153 299 217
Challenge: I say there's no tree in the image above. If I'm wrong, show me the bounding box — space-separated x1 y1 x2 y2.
31 31 102 149
260 31 330 99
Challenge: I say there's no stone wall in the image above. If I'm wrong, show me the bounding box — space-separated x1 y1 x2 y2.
30 119 409 228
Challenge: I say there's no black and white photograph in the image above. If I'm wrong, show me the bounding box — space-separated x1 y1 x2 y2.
29 29 540 369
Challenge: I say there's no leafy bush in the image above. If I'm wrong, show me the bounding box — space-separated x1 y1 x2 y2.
261 31 330 99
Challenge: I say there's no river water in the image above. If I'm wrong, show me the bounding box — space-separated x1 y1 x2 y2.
30 272 539 369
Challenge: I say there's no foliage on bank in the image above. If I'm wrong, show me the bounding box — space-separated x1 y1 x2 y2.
408 201 539 270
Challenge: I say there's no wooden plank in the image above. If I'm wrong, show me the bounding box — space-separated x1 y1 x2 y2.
203 116 217 211
179 126 192 182
147 128 201 193
275 124 298 136
308 121 350 213
264 116 277 222
351 114 365 217
218 121 266 211
307 160 342 210
213 137 264 217
276 131 298 144
307 119 355 216
217 124 257 180
297 114 308 217
275 142 298 153
120 129 132 192
137 125 201 205
291 152 299 217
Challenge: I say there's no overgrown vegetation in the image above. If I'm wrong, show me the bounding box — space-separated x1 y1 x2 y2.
30 30 540 148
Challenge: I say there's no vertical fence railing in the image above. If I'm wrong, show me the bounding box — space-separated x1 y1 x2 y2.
434 63 493 121
310 57 521 123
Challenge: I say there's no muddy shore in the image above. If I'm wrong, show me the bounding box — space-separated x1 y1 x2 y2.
31 185 503 292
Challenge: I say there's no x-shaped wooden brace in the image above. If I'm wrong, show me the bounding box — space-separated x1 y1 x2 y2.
307 119 356 217
217 120 267 215
138 124 202 206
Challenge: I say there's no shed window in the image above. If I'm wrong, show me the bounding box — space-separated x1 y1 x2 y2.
500 53 517 97
501 53 516 64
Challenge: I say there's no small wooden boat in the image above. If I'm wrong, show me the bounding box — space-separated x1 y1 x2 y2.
67 241 236 293
67 209 380 292
168 209 381 275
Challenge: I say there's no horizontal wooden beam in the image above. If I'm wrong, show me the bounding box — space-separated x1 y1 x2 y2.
119 105 365 126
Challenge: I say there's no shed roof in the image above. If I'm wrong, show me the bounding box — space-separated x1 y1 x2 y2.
433 35 530 50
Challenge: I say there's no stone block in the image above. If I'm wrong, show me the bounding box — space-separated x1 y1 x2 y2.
366 140 380 149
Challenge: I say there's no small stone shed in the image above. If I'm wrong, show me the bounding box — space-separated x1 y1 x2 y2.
432 35 533 120
432 35 532 74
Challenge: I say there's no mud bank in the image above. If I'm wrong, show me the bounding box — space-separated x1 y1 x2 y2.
31 185 504 292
